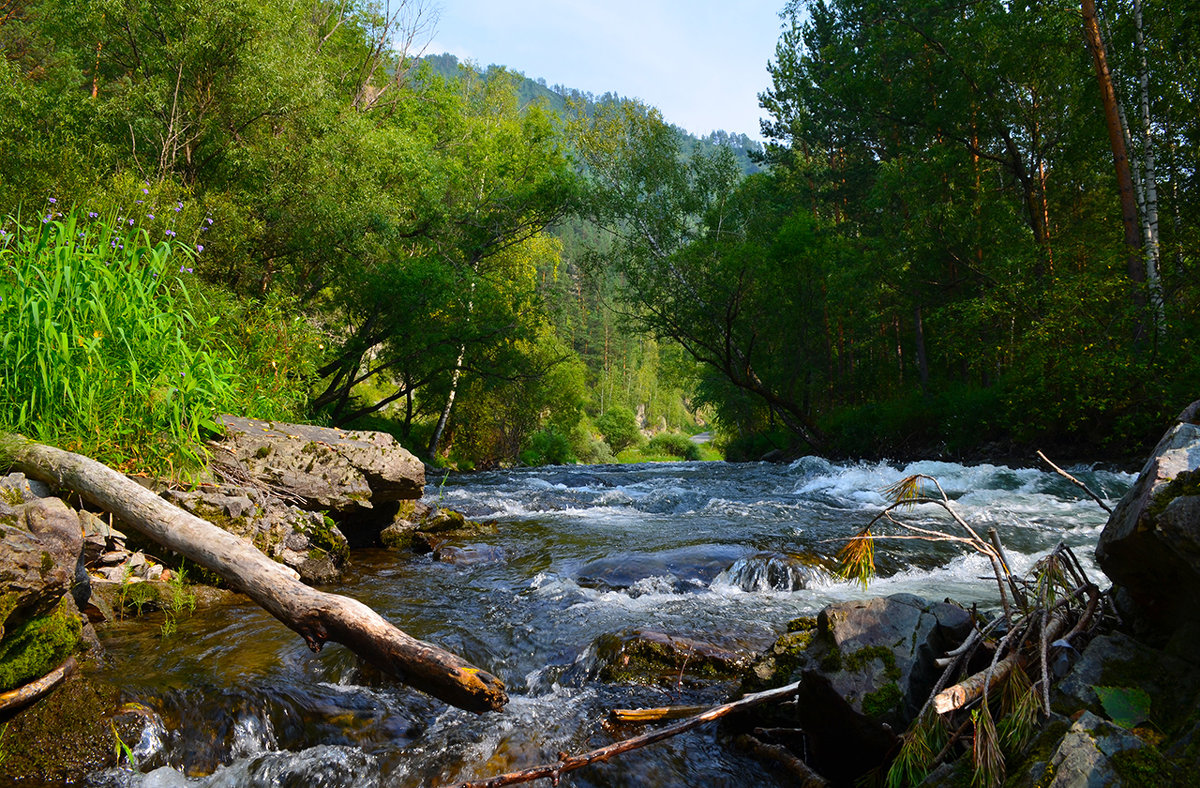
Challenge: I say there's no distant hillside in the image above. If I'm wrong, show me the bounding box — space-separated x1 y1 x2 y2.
419 53 763 175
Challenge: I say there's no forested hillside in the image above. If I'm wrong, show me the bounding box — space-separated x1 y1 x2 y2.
1 0 1195 472
571 0 1200 461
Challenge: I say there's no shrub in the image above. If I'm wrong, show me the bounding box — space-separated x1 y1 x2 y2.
596 406 641 453
645 432 701 461
520 427 577 466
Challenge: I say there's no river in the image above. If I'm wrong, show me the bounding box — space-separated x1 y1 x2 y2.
88 457 1132 787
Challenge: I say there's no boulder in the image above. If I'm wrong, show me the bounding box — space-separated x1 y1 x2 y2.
746 594 973 726
593 630 749 685
0 497 84 639
213 416 424 519
163 485 348 585
1035 711 1147 787
1096 400 1200 639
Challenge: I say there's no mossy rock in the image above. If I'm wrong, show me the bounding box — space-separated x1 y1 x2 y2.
0 669 137 782
0 597 81 692
596 630 746 685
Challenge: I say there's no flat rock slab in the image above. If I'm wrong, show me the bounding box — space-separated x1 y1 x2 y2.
214 416 424 514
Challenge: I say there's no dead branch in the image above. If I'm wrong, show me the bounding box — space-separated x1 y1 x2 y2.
1036 450 1113 514
0 657 76 713
455 681 803 787
735 733 828 786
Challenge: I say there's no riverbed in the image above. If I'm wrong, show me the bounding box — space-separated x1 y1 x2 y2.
88 457 1132 787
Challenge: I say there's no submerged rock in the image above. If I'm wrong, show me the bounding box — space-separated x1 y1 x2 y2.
594 629 748 685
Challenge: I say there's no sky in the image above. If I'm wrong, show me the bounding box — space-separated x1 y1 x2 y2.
422 0 787 139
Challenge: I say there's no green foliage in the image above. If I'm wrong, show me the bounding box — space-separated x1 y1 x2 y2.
0 599 81 692
644 432 701 461
596 406 641 454
0 205 309 474
520 427 576 467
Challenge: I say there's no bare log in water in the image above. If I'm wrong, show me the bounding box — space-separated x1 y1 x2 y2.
0 657 76 713
7 436 507 714
456 681 803 787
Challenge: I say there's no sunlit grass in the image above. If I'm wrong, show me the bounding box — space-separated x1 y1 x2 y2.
0 202 313 476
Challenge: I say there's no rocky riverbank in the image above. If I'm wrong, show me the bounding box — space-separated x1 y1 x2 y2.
2 403 1198 784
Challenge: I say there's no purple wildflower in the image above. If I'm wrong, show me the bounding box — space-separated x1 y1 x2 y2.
206 217 213 225
179 265 193 274
142 188 149 194
147 214 155 220
128 219 134 226
196 244 204 253
176 202 183 212
88 211 98 218
48 197 57 204
166 229 176 238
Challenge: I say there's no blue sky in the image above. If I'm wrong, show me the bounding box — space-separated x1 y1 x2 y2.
423 1 786 139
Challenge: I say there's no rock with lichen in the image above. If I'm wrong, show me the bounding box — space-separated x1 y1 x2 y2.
162 485 348 584
0 496 84 641
1096 399 1200 642
213 416 424 518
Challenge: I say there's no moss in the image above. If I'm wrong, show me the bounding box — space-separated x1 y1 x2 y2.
0 598 81 692
843 645 902 680
819 642 843 673
1145 468 1200 520
786 616 818 633
39 551 54 576
0 591 18 638
1111 746 1182 787
862 682 904 717
253 445 272 459
0 485 24 505
0 671 134 781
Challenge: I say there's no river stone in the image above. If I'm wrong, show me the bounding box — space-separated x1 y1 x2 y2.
214 416 424 514
0 497 84 639
594 629 749 684
746 594 973 726
163 485 348 585
1040 711 1145 787
0 472 52 502
1096 399 1200 638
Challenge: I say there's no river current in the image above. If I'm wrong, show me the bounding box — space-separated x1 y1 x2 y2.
88 457 1132 787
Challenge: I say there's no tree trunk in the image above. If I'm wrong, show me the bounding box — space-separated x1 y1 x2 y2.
1133 0 1165 335
7 436 507 714
427 346 464 458
1081 0 1147 330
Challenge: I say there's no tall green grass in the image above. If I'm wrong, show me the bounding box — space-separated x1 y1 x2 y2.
0 204 308 474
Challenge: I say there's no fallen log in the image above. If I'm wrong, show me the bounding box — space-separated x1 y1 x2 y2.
456 680 803 787
6 436 507 714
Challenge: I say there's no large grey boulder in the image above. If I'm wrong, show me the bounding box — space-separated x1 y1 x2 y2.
0 496 84 638
213 417 424 539
1038 711 1146 787
1096 400 1200 637
747 594 973 725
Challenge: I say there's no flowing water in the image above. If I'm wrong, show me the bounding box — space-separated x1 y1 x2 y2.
87 458 1132 787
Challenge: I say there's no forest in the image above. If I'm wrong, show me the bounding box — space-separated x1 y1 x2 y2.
1 0 1197 474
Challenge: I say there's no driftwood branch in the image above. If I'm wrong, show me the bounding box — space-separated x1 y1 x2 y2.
0 657 76 713
456 681 803 787
7 436 507 714
1036 450 1114 514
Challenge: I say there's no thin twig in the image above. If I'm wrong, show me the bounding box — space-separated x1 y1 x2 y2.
1036 450 1113 514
